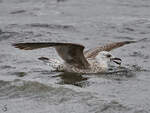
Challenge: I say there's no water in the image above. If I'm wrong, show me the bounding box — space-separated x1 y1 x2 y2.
0 0 150 113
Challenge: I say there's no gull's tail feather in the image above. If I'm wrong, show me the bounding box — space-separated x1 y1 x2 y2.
38 57 63 71
38 57 50 61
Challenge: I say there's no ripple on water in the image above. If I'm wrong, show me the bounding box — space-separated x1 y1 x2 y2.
10 10 26 15
28 23 76 31
100 100 131 112
11 72 27 77
0 80 54 99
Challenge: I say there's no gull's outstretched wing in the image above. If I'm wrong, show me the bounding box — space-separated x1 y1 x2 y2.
13 42 90 69
84 41 136 58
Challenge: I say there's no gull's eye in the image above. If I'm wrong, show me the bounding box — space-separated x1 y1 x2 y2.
106 54 112 58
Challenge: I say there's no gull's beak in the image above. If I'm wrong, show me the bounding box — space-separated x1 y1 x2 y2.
110 57 122 65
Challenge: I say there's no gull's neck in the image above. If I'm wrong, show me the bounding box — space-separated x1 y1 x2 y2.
95 57 109 70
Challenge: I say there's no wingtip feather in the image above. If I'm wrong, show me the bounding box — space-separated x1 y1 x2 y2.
12 43 33 50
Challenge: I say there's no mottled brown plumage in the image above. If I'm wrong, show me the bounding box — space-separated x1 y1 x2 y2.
84 41 136 58
13 42 90 69
13 40 137 73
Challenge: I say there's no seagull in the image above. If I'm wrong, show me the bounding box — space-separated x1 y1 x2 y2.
13 40 137 73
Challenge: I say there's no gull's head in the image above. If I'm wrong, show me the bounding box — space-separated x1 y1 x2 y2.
96 51 122 66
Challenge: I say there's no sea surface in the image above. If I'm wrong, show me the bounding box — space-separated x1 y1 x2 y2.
0 0 150 113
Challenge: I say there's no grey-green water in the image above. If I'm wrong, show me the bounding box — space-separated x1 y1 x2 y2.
0 0 150 113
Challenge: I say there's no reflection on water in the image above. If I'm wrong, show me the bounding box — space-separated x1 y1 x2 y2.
56 72 89 87
52 66 135 87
